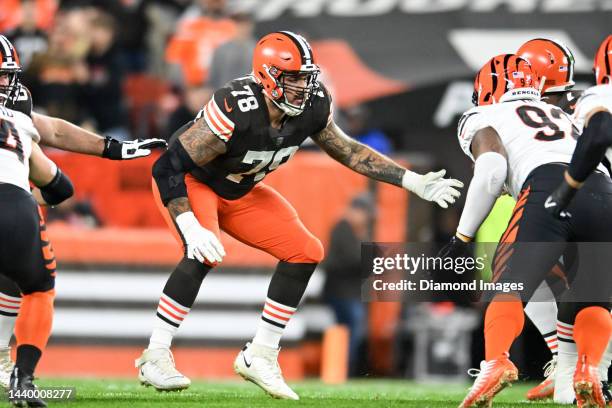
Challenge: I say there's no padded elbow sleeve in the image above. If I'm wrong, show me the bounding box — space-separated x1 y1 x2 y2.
152 142 197 206
457 152 507 238
40 168 74 205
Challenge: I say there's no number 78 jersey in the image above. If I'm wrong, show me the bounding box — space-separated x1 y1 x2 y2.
184 75 332 200
457 99 606 199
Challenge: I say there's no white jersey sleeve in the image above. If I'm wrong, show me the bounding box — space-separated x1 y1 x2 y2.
457 100 607 199
573 84 612 132
0 106 41 192
457 106 493 161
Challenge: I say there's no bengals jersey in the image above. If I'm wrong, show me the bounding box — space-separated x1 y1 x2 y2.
457 98 606 199
0 105 40 192
171 75 332 200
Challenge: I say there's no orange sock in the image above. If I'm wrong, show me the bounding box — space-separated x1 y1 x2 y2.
484 294 524 360
14 290 55 351
574 306 612 365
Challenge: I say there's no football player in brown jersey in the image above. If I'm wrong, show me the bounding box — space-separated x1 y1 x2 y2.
138 31 463 399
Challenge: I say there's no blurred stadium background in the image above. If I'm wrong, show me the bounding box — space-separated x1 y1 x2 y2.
1 0 610 397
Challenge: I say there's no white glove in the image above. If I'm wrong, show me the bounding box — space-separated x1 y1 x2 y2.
175 212 225 263
402 169 463 208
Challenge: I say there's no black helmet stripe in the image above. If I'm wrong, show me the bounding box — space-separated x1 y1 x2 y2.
278 31 313 65
490 58 498 96
0 36 14 64
502 54 513 91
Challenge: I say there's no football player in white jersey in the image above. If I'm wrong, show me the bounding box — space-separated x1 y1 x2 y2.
438 54 611 407
0 34 167 389
0 102 75 407
517 37 588 403
544 34 612 405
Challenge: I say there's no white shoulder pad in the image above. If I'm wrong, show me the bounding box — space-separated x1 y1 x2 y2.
457 106 492 161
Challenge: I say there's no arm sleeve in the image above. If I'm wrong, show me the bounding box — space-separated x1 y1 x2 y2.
457 108 492 161
152 140 197 206
568 110 612 183
40 168 74 206
456 152 508 238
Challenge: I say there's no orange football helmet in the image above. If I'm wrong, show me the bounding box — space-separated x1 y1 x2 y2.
517 38 575 94
0 35 21 105
252 31 320 116
593 34 612 85
473 54 540 106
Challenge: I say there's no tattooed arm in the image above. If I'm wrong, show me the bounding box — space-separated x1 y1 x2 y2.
312 120 405 186
154 118 227 220
312 120 464 208
152 118 227 263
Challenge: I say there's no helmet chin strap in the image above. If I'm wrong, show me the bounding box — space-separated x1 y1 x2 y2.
538 75 547 93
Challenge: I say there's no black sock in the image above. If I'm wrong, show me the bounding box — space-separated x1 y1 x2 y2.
162 257 211 308
15 345 41 378
267 262 317 307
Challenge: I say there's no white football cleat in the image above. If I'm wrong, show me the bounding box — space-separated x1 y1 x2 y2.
0 347 13 389
135 348 191 391
555 350 578 404
234 342 299 400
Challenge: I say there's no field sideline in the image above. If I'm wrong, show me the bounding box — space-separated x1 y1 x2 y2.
27 378 567 407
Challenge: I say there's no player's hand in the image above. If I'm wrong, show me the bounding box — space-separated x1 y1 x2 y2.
436 235 470 264
176 212 225 264
544 184 575 220
102 136 168 160
402 169 463 208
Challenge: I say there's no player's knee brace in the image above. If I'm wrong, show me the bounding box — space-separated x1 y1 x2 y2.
267 262 317 308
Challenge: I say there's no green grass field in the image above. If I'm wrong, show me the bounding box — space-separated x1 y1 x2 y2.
20 378 569 407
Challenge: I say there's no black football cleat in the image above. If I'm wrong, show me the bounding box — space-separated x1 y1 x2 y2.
8 367 47 407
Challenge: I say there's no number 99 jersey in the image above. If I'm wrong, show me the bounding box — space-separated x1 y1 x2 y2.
177 75 332 200
0 106 40 192
457 99 607 199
